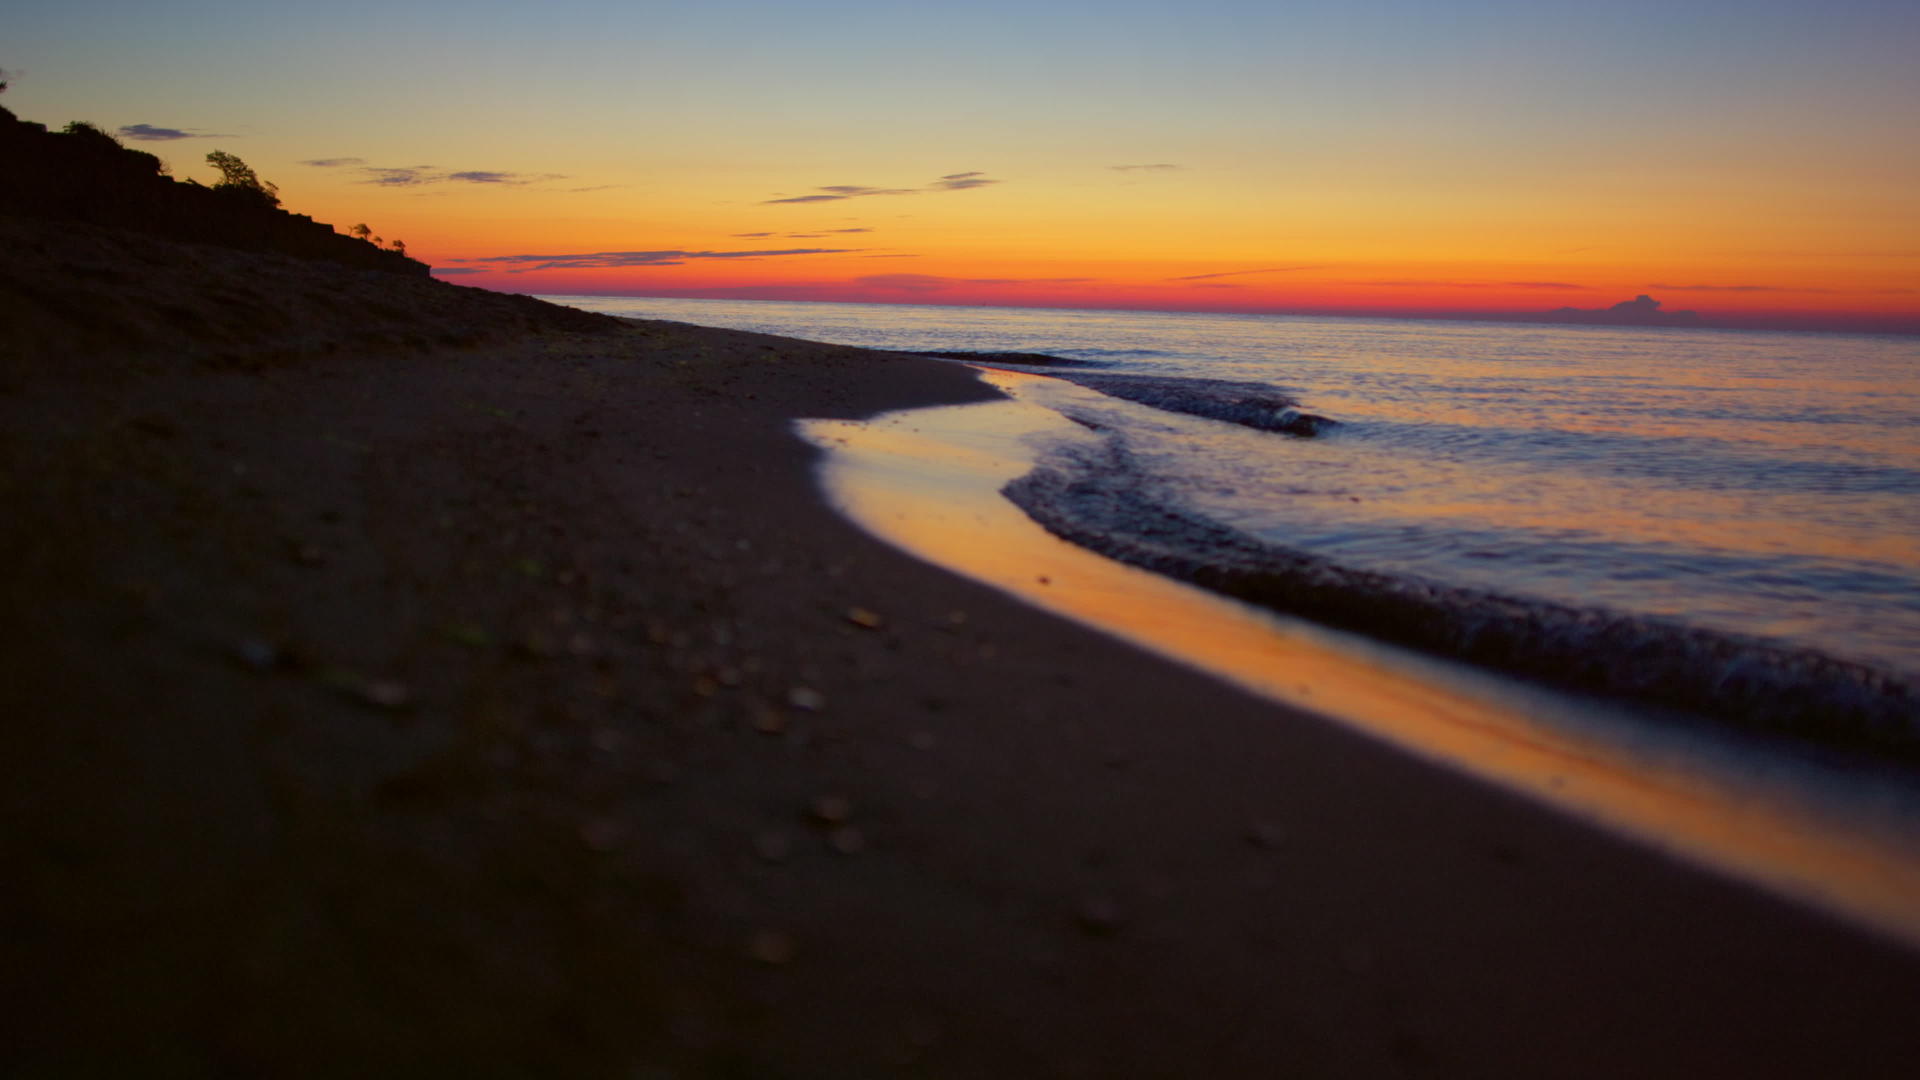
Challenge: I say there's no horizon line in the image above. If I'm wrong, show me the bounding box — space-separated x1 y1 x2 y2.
473 284 1920 339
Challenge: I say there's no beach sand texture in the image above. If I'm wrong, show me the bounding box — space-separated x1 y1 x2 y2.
5 218 1920 1076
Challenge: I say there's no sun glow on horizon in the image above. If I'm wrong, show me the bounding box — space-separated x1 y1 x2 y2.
8 0 1917 332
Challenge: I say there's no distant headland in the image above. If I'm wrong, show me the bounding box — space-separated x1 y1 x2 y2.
1535 294 1701 328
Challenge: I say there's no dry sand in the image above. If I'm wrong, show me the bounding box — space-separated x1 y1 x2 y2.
4 220 1920 1077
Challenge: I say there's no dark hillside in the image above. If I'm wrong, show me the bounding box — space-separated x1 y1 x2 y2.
0 104 425 277
0 103 622 371
0 217 621 374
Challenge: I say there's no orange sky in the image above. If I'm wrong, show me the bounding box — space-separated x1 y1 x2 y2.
11 0 1919 331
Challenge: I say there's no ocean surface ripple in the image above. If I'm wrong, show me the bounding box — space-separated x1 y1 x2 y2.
550 295 1920 747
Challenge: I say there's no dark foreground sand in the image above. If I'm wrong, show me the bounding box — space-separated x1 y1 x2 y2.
4 221 1920 1077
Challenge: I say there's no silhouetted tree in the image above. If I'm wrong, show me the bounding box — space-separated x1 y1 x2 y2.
62 121 123 147
350 223 372 243
1 69 10 94
390 239 406 257
205 149 279 208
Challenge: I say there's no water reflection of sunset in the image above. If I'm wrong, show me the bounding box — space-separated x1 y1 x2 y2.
803 367 1920 951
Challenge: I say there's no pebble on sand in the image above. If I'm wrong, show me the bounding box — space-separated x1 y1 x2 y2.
360 680 412 710
1075 896 1125 937
1244 821 1287 850
748 930 796 966
754 830 792 862
809 794 853 825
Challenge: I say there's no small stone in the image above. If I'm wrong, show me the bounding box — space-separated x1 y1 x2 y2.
754 830 792 862
233 638 279 671
1075 896 1125 937
580 818 626 851
908 730 936 751
906 1017 942 1048
1343 942 1376 973
844 606 884 629
808 795 852 825
361 680 411 709
748 930 796 966
516 630 558 658
787 686 826 712
1245 821 1287 850
752 708 788 735
827 826 866 855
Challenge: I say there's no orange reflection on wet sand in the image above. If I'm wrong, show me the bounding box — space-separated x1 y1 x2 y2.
800 367 1920 951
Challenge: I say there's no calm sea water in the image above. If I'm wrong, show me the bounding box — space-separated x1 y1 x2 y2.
544 294 1920 682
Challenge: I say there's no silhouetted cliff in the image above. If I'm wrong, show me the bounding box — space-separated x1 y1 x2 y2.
0 105 428 277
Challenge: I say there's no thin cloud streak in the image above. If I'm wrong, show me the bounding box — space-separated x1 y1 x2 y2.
118 123 232 141
764 173 1000 205
304 159 569 188
1649 283 1811 293
1111 163 1181 172
1357 280 1585 290
930 171 997 191
1169 265 1323 282
856 273 1094 294
469 247 862 272
1650 282 1914 295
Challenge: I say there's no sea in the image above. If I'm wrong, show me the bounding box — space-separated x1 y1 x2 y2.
545 294 1920 748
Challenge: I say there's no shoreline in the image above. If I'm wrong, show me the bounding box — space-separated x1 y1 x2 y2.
807 366 1920 951
6 225 1920 1074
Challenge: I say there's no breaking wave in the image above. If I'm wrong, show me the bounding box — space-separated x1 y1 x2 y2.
1054 373 1340 437
1003 432 1920 761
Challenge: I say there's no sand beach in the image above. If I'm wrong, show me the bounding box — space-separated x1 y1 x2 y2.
5 217 1920 1076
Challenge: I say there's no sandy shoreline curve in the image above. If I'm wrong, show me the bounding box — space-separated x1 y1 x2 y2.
5 219 1920 1076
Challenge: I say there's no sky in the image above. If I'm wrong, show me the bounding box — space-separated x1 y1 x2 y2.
8 0 1919 330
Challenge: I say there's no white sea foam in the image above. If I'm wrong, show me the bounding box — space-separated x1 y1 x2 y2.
548 294 1920 684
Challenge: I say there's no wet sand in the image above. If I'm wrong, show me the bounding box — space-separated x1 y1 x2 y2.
4 221 1920 1076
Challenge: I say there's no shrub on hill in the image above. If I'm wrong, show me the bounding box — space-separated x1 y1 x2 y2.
0 107 428 277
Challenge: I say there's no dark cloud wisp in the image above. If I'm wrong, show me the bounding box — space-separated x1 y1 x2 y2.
469 247 862 273
764 173 1000 205
304 159 568 188
930 171 997 191
1169 265 1322 282
856 273 1093 294
1359 280 1584 290
119 123 231 141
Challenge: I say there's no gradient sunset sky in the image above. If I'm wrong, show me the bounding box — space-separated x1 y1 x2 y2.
10 0 1918 329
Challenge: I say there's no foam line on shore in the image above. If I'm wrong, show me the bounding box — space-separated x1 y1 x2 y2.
800 366 1920 951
